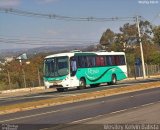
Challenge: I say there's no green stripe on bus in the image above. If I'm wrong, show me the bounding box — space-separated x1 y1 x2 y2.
76 66 127 84
44 75 66 82
74 53 97 56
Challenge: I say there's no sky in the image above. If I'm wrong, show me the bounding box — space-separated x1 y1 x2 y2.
0 0 160 50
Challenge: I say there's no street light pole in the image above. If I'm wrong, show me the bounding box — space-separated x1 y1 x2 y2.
136 16 146 79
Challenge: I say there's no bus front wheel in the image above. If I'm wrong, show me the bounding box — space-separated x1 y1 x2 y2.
57 88 68 92
78 78 86 90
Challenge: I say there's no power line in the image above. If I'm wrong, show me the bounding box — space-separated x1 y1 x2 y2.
0 8 137 47
0 37 98 46
0 8 135 22
0 34 95 41
0 37 96 43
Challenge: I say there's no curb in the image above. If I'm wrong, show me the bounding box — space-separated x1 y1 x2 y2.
0 86 45 94
0 81 160 115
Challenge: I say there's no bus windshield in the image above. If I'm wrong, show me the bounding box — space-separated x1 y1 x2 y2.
44 56 69 77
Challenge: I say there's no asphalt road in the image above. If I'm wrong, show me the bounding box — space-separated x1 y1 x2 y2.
85 102 160 124
0 87 160 130
0 77 159 106
47 102 160 130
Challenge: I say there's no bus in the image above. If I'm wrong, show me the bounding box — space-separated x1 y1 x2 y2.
43 50 127 92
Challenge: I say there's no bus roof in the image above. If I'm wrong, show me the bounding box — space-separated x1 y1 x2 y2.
45 51 125 59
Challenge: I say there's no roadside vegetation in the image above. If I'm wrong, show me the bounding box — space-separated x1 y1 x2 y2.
0 20 160 90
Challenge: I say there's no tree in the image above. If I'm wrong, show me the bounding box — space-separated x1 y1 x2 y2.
119 21 153 48
100 29 115 50
111 33 126 52
98 19 160 65
0 54 45 89
153 26 160 46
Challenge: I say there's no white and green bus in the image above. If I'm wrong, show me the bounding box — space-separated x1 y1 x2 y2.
43 50 127 92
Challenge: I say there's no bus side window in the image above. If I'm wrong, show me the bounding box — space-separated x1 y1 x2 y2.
96 56 105 66
96 56 100 66
70 57 77 76
106 56 110 66
120 55 125 65
83 56 87 67
87 56 96 67
91 56 96 67
86 56 90 67
107 56 113 65
100 56 105 66
111 56 116 65
115 56 120 65
78 56 87 68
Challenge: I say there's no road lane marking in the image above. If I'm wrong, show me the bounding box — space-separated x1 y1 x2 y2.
0 110 61 123
141 102 157 107
110 109 127 114
70 117 97 124
70 101 160 124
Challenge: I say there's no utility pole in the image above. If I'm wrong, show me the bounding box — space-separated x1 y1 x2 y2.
16 53 28 88
136 16 146 79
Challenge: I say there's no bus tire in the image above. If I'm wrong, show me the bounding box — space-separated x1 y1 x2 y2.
78 78 86 89
57 88 68 92
107 82 111 85
110 74 117 85
90 83 100 88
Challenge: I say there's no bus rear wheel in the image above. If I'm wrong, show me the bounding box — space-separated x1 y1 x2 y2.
78 78 86 90
108 74 117 85
90 83 100 88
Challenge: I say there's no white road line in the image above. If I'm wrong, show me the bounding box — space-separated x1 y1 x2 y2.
0 110 61 123
70 101 160 124
141 102 158 107
109 109 127 114
70 117 98 124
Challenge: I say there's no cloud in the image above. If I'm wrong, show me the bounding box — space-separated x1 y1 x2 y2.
0 0 20 7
